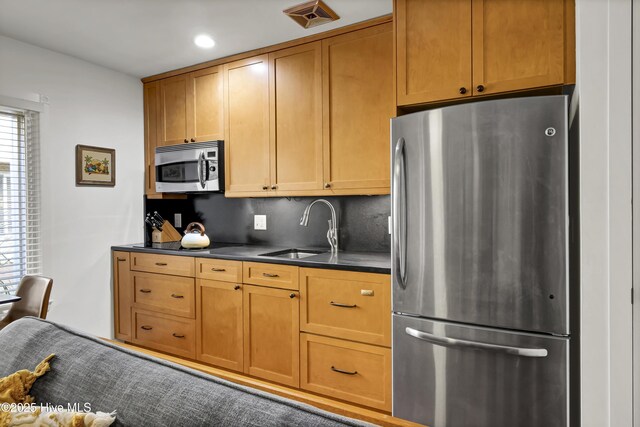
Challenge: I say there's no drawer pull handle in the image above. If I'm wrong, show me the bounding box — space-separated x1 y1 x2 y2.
211 268 226 272
117 257 126 262
330 301 357 308
141 325 153 331
155 262 168 266
234 285 241 290
262 273 279 278
139 289 152 293
331 366 358 375
171 294 184 299
172 333 185 338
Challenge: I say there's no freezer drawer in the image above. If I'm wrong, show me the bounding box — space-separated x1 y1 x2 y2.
392 315 568 427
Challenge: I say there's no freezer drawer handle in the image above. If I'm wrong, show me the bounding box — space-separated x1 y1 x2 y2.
405 327 548 358
392 138 408 289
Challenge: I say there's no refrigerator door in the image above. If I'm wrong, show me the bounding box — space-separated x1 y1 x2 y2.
393 314 569 427
391 96 569 335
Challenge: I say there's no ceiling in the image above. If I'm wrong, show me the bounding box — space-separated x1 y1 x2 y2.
0 0 392 78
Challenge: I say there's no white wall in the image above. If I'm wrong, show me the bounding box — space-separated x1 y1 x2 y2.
576 0 633 426
0 35 144 337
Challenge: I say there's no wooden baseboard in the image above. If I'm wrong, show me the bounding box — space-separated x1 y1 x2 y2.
105 339 423 427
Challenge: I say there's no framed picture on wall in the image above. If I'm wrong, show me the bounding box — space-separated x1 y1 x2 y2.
75 144 116 187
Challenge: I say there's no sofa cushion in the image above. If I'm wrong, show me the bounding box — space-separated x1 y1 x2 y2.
0 317 371 427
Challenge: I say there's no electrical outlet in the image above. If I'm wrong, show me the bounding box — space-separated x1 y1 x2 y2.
388 216 391 235
174 213 182 228
254 215 267 230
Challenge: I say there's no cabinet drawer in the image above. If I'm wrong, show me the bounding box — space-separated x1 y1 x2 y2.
132 272 195 318
196 258 242 283
130 252 195 277
300 333 391 411
243 262 299 290
132 309 196 359
300 268 391 346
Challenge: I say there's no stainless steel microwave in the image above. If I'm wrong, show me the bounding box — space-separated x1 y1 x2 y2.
155 140 223 193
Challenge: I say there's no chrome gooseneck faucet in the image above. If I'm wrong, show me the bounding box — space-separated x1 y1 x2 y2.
299 199 339 253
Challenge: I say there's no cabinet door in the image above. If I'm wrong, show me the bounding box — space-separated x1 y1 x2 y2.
196 279 243 371
243 285 299 387
113 251 132 341
189 67 224 143
472 0 566 95
224 55 271 194
396 0 472 105
159 74 189 145
144 82 161 197
322 24 393 192
269 43 323 192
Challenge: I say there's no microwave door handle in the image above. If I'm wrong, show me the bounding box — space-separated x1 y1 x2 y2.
198 152 206 189
405 327 549 358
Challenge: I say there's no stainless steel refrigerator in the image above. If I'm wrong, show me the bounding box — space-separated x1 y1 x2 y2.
391 96 570 427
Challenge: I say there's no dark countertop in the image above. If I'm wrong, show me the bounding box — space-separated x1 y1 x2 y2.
111 243 391 274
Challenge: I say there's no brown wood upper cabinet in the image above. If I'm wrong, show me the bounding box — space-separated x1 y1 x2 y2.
269 42 323 192
223 23 393 197
322 23 393 192
224 44 324 196
158 67 224 146
144 82 161 198
395 0 575 106
395 0 472 105
224 55 271 194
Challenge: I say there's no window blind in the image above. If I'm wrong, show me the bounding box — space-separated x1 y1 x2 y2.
0 108 41 297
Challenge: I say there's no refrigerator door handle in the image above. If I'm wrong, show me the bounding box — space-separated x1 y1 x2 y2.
393 138 408 289
405 327 549 358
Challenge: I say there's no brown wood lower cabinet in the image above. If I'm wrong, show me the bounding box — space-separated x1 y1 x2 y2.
300 333 392 412
196 279 243 371
114 253 391 412
131 271 195 318
113 251 132 341
132 309 196 359
300 268 391 346
243 284 300 387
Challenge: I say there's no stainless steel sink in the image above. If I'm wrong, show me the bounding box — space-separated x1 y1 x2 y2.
259 249 324 259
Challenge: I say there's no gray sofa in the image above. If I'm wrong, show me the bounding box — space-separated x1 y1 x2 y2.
0 317 370 426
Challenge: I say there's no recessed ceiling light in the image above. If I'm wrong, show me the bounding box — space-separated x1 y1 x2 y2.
194 35 215 49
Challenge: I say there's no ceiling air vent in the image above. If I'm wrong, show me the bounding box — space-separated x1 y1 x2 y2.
283 0 340 29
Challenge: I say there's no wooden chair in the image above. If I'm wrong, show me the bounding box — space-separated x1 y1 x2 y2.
0 275 53 330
